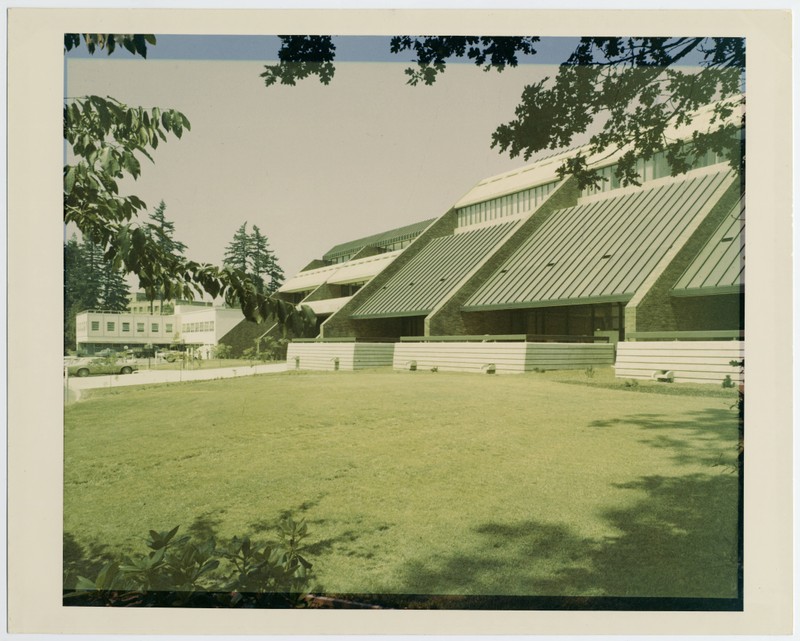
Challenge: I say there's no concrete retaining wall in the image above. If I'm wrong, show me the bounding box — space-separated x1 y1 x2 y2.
615 340 744 384
393 342 615 374
287 342 395 371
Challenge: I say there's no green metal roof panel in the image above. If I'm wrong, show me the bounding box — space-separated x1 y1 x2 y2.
351 221 520 318
672 199 744 296
463 170 732 311
323 218 436 261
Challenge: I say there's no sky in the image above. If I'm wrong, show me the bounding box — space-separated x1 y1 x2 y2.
65 36 584 283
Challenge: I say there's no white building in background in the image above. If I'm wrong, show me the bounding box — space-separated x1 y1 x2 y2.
74 302 247 358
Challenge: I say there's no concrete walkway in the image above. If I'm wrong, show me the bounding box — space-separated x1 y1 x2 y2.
65 362 288 401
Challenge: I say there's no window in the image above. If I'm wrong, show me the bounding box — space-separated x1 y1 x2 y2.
151 323 159 332
165 323 173 333
456 181 558 228
106 322 115 331
122 322 130 332
341 282 364 297
137 323 145 332
91 321 100 331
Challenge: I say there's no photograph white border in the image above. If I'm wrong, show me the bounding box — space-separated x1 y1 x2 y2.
6 7 793 636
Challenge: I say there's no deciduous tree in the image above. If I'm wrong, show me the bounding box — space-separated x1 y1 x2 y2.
64 34 315 335
266 35 745 188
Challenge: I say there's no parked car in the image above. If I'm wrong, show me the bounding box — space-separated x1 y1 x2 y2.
67 359 138 377
129 347 156 359
159 349 185 363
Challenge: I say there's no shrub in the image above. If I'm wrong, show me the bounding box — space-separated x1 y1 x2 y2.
64 517 313 608
213 344 233 360
261 336 289 361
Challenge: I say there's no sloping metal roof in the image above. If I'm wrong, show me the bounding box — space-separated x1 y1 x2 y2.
351 221 520 319
326 252 398 285
463 170 733 311
278 251 400 293
301 296 352 316
454 161 566 209
278 263 340 293
323 218 436 261
673 199 744 296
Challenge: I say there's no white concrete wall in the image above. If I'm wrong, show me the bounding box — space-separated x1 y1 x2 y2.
393 342 615 374
287 342 395 371
65 362 288 401
615 340 744 384
76 311 176 345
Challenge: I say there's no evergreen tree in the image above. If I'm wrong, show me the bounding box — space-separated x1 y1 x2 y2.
81 238 106 310
100 262 131 311
145 201 187 313
63 234 130 352
223 223 285 297
64 235 85 351
223 222 250 274
250 225 284 294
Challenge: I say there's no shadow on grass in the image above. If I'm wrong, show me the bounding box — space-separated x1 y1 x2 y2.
187 511 224 540
385 471 740 610
590 407 739 468
63 532 115 590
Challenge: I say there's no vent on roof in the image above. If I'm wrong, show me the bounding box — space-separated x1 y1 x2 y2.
499 269 509 274
601 254 612 259
721 236 735 242
545 262 556 267
439 277 447 282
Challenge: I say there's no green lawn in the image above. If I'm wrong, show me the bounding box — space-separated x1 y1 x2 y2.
64 368 741 600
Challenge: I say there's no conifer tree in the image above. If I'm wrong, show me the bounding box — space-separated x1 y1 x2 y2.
145 201 188 313
63 234 130 351
223 222 251 274
250 225 284 294
224 223 285 297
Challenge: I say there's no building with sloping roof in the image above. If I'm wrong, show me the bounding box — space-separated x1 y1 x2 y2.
274 218 435 332
282 101 744 379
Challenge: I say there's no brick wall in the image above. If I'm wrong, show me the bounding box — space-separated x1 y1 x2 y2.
672 293 744 331
303 282 336 302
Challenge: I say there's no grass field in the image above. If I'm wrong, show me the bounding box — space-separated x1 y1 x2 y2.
64 368 741 601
